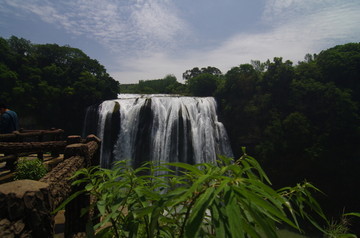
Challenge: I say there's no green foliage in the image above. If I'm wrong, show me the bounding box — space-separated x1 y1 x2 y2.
182 66 222 81
324 213 360 238
316 43 360 97
56 153 336 238
0 35 120 134
120 74 187 94
186 73 220 97
14 158 48 180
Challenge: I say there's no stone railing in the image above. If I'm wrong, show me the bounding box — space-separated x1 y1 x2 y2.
0 129 64 143
0 129 65 173
0 134 101 238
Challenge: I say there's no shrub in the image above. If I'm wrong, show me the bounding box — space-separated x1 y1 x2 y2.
14 158 48 180
56 149 358 237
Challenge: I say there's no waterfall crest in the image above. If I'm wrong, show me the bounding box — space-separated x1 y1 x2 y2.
84 94 233 168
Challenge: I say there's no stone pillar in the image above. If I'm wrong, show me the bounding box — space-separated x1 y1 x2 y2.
0 180 54 238
86 135 101 166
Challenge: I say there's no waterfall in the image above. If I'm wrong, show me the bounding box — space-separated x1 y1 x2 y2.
84 94 233 168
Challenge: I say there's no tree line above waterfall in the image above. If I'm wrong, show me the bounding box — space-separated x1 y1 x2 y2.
1 35 360 232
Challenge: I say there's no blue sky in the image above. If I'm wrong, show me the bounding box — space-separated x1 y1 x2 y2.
1 0 359 84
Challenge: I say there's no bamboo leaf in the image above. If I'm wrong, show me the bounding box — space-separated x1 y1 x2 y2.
334 234 357 238
133 206 154 219
185 187 216 238
166 162 204 176
242 201 278 238
94 226 113 238
209 202 225 238
344 212 360 218
149 204 164 238
224 188 244 238
52 189 85 214
167 174 212 207
97 200 107 215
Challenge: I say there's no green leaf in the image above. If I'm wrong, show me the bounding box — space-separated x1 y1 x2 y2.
185 187 216 238
334 234 357 238
53 189 85 214
85 183 94 191
224 188 244 238
133 206 154 219
167 173 212 207
97 200 107 215
344 212 360 218
149 204 164 238
166 162 204 176
209 201 225 238
94 226 113 238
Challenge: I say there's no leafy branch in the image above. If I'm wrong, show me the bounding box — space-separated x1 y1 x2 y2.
55 154 358 237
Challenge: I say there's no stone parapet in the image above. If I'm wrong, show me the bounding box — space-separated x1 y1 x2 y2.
0 134 101 237
0 180 52 237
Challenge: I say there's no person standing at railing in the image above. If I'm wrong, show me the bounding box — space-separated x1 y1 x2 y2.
0 102 19 134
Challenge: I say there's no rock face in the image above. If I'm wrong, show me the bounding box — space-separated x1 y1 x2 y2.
0 180 53 237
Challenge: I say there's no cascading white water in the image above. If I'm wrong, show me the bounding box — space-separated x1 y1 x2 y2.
84 94 233 168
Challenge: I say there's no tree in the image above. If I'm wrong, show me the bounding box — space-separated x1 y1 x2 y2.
0 63 18 103
0 36 120 134
260 57 294 114
219 64 261 155
183 66 222 80
7 36 32 56
0 37 15 65
289 79 359 157
186 73 219 96
251 60 266 72
121 74 185 94
315 43 360 101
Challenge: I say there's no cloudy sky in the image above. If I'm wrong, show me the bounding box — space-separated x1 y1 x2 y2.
1 0 359 84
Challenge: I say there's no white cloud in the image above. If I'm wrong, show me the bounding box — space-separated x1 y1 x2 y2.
1 0 189 56
132 1 185 41
263 0 330 23
110 0 360 83
1 0 359 84
223 2 360 60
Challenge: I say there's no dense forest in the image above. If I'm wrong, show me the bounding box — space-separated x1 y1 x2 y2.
1 35 360 233
0 36 120 134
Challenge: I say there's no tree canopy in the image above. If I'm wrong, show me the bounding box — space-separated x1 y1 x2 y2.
120 74 186 94
0 36 120 134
